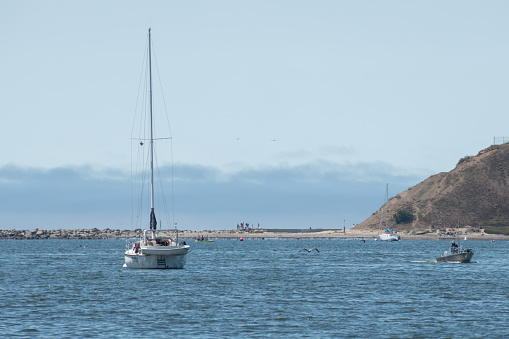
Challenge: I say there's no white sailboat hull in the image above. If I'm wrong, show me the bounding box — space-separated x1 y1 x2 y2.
124 246 189 269
379 233 400 241
140 246 189 256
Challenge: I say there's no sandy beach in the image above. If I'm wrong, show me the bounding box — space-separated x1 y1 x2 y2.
2 228 507 241
180 229 509 241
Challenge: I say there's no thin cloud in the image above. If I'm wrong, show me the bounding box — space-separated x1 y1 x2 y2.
0 161 427 230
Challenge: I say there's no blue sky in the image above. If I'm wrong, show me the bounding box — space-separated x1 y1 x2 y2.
1 1 508 230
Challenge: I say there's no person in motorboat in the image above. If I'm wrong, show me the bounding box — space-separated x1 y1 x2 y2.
451 240 459 253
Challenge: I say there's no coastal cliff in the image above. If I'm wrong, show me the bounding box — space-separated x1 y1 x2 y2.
356 143 509 234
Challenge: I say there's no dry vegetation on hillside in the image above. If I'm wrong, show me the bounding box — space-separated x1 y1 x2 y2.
356 143 509 234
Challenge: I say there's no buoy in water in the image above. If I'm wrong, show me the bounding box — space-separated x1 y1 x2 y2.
239 238 243 241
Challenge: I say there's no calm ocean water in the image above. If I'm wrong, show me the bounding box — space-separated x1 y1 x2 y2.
1 238 508 338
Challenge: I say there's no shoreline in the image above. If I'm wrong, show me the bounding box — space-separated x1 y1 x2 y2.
1 228 508 241
184 230 509 241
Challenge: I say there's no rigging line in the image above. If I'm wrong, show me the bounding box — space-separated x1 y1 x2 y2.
137 89 150 229
131 36 150 141
131 136 136 230
170 139 175 229
135 142 143 229
138 34 153 228
151 39 173 139
153 143 173 231
137 33 151 163
142 63 149 153
151 32 175 229
153 148 164 229
130 36 149 230
139 140 151 228
134 133 151 230
150 139 175 231
150 113 174 230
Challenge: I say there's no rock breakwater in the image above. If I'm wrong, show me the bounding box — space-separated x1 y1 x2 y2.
0 228 142 240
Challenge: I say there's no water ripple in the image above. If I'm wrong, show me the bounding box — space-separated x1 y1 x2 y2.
1 238 508 338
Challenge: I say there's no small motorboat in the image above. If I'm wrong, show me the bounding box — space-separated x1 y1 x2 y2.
436 241 474 263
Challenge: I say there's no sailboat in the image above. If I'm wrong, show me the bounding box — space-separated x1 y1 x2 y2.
378 184 400 241
124 29 190 269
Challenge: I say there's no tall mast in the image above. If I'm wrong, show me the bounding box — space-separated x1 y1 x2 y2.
149 28 157 231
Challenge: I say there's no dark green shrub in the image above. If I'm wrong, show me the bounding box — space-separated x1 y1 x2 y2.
393 209 415 224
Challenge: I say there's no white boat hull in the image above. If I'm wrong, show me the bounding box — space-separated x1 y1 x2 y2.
141 246 189 256
436 249 474 263
125 252 188 269
124 245 190 269
379 233 400 241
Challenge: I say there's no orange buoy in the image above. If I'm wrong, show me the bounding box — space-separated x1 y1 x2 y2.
239 237 243 241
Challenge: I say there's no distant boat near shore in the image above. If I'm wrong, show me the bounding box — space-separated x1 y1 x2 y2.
379 184 400 241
